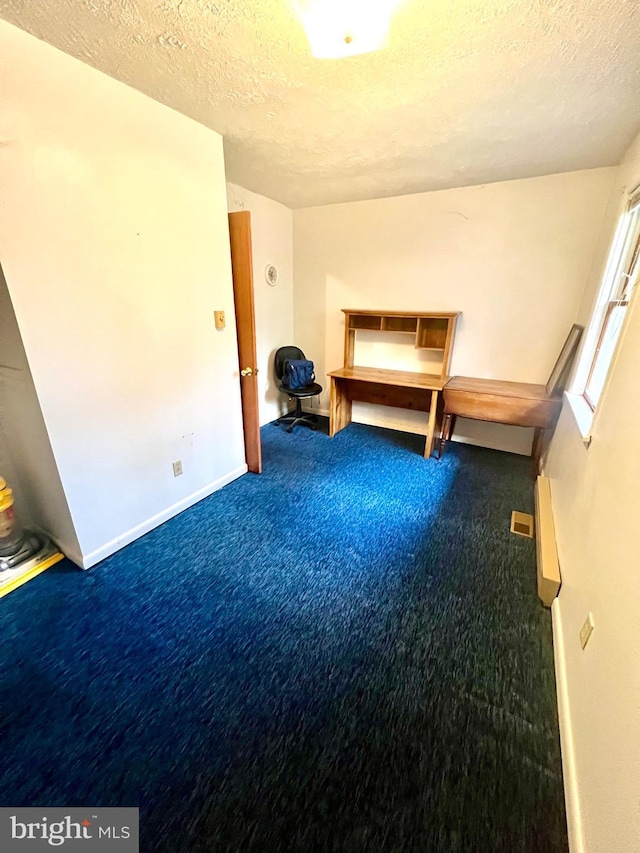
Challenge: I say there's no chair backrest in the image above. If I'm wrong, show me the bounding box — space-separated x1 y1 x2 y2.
274 346 306 381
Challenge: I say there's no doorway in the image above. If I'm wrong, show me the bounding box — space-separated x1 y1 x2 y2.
228 211 262 474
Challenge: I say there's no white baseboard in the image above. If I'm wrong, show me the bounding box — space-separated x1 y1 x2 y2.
304 406 529 456
80 464 248 569
551 597 585 853
448 434 529 456
304 405 428 436
301 404 330 417
352 412 428 436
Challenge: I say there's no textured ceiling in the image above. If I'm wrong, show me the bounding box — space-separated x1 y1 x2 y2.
1 0 639 208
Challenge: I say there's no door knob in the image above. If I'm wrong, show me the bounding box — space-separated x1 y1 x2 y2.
241 367 259 376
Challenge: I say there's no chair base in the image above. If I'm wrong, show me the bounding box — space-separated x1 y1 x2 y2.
274 398 318 433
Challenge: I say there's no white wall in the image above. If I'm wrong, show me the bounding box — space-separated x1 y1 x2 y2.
226 183 294 426
0 265 80 555
293 169 614 454
0 20 246 568
545 129 640 852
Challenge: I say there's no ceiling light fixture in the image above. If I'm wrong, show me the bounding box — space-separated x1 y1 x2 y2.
293 0 401 59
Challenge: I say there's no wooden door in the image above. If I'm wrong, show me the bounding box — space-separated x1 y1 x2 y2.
228 211 261 474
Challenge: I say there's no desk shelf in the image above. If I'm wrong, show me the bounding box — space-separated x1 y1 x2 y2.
342 309 460 379
349 314 383 331
381 316 417 334
332 309 461 458
416 317 449 350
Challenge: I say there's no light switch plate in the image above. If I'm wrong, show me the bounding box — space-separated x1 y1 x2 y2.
579 613 594 649
214 310 225 330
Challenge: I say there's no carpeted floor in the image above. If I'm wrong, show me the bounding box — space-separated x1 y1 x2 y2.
0 420 567 852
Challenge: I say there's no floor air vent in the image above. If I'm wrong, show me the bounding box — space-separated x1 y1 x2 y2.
510 511 534 538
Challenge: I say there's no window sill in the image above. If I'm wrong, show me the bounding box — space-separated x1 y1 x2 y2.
564 392 594 446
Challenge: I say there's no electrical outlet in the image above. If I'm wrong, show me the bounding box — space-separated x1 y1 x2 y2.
579 613 595 649
172 460 183 477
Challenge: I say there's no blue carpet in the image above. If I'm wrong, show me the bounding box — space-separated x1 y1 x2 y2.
0 420 566 851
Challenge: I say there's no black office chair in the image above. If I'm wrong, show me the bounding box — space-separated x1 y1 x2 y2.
274 346 323 432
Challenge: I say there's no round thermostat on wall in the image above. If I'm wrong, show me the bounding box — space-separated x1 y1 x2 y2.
265 264 278 286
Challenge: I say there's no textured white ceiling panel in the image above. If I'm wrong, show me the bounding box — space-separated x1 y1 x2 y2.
1 0 639 207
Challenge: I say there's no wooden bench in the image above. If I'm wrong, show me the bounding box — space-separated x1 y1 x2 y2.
440 377 563 474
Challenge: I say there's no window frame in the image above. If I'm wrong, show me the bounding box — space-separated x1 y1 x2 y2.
575 195 640 416
583 298 630 411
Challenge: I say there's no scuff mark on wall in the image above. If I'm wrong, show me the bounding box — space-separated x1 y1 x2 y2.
158 32 188 49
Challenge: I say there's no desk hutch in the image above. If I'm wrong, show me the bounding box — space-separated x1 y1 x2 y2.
328 309 460 457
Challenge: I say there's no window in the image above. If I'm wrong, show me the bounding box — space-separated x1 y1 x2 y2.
577 192 640 412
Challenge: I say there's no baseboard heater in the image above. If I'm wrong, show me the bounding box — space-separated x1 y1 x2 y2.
535 476 561 607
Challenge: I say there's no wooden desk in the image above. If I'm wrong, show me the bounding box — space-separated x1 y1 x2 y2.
329 366 447 458
440 376 563 473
